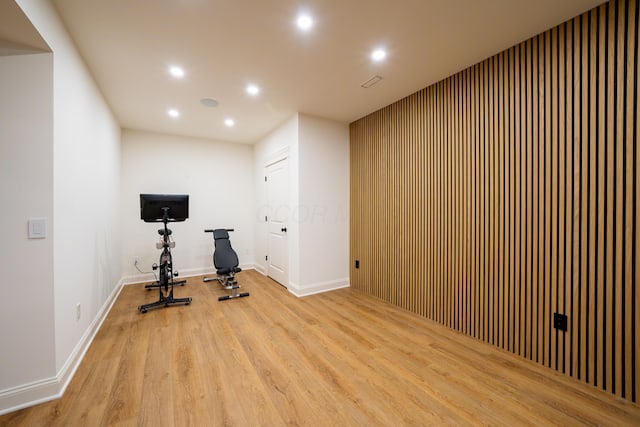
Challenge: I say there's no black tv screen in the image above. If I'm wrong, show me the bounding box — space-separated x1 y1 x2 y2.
140 194 189 222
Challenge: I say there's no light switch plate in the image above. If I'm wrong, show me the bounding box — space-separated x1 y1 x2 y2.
28 218 47 239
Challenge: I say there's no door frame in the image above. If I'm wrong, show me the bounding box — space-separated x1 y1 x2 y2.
264 147 289 286
265 146 289 168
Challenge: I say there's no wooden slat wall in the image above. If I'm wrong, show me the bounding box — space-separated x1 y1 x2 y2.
350 0 639 403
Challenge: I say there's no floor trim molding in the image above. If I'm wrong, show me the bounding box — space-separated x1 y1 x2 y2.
122 264 257 286
287 278 350 297
0 278 124 415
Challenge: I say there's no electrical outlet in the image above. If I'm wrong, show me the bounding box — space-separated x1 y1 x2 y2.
76 303 81 321
553 312 567 331
133 256 139 266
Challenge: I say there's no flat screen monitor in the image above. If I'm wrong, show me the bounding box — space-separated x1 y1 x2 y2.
140 194 189 222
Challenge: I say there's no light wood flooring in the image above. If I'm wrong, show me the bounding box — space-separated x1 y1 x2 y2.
2 270 640 426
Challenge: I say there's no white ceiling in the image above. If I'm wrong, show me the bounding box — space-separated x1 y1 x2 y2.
38 0 605 143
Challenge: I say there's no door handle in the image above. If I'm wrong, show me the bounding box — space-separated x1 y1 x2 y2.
281 227 287 233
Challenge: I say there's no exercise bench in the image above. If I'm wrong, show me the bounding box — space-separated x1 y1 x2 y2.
203 228 249 301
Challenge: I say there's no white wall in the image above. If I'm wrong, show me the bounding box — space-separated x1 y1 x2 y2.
0 53 56 391
253 114 349 295
18 0 123 375
52 44 121 376
120 130 254 281
297 114 349 290
253 115 299 280
0 0 123 414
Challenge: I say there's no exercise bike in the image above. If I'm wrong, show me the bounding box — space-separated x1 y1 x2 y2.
203 228 249 301
143 226 187 291
138 194 192 313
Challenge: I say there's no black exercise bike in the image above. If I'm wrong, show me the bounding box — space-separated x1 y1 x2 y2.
138 194 192 313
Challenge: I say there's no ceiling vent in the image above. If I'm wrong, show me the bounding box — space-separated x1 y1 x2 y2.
361 75 383 89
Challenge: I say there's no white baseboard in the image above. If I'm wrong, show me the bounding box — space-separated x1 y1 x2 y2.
287 277 350 297
252 263 266 276
0 277 125 416
121 266 214 285
0 377 60 416
122 264 257 286
251 268 349 297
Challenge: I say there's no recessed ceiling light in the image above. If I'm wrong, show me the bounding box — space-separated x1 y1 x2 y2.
168 109 180 118
246 84 260 96
371 49 387 62
169 66 185 78
224 118 235 127
296 14 313 30
200 98 219 107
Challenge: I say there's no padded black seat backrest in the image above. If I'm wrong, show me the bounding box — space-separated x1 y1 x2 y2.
213 229 239 272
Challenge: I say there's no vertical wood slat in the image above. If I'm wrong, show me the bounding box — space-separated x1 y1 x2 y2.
471 65 478 338
624 0 637 401
508 47 516 354
580 11 589 384
573 11 584 381
565 17 575 377
528 33 533 361
514 44 522 357
544 29 552 369
499 51 505 351
635 0 640 403
349 0 638 404
551 25 559 372
557 22 567 374
588 8 598 386
519 42 527 358
596 2 607 389
615 0 626 397
605 0 616 395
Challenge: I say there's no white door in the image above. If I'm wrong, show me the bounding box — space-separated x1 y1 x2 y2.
266 157 288 286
